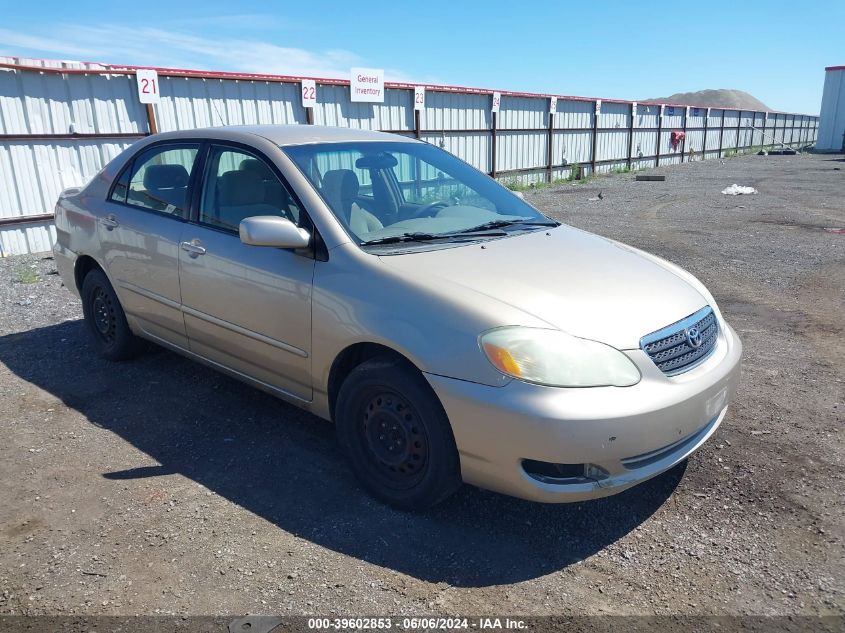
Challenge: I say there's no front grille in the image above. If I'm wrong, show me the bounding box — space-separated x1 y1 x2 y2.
640 306 719 376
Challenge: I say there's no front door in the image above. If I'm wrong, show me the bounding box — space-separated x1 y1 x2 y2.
99 142 201 349
178 145 315 401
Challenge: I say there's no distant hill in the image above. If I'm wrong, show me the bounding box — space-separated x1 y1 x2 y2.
642 89 771 111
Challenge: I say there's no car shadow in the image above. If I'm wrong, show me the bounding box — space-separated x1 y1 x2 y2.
0 320 685 588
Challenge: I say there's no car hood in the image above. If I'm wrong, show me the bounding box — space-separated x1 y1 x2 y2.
378 225 708 350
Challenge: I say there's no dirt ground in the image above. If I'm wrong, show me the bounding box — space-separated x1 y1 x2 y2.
0 152 842 621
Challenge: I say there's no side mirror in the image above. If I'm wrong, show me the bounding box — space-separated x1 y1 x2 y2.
239 216 311 249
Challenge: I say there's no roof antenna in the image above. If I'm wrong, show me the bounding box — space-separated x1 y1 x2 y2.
210 94 226 127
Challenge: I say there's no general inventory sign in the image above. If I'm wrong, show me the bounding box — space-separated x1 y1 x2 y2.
350 68 384 103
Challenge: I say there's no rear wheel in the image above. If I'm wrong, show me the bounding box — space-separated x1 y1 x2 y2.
335 356 461 510
81 268 141 361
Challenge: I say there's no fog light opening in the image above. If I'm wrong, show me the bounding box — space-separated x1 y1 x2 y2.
522 460 609 484
584 463 609 481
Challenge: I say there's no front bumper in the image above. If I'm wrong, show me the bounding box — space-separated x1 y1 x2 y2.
425 322 742 502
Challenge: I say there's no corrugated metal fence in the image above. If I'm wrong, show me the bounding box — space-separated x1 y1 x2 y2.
0 57 820 256
817 66 845 151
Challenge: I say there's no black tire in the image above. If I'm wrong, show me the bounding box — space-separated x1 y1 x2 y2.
335 356 462 510
80 268 141 361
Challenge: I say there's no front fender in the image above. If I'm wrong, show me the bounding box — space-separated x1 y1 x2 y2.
310 243 550 415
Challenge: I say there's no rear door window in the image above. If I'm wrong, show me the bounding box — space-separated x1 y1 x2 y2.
121 144 200 218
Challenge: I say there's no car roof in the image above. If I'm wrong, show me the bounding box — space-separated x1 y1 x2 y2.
150 125 413 146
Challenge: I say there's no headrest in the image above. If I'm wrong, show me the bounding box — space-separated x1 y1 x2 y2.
143 164 189 191
217 170 265 207
239 158 274 180
321 169 360 219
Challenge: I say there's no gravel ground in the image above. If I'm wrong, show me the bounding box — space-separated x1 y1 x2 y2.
0 153 842 619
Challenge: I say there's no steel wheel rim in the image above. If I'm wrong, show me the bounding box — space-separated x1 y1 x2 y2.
360 390 428 489
91 287 116 344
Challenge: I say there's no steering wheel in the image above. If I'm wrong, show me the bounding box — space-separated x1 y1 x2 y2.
409 200 449 219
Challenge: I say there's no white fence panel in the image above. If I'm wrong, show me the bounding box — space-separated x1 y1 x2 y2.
0 58 820 255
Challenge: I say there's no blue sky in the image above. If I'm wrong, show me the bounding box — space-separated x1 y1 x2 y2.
0 0 841 114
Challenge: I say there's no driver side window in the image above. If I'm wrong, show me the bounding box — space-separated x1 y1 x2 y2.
199 147 303 233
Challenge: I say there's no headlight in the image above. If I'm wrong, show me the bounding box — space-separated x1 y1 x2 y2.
479 327 641 387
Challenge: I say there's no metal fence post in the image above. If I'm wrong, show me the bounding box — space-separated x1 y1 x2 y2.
718 109 725 157
547 106 554 183
680 107 688 163
491 110 497 179
414 108 421 140
145 104 158 134
735 111 741 153
655 106 662 167
590 100 599 175
702 109 709 159
627 103 635 170
765 113 770 149
754 113 759 148
774 113 779 148
766 113 772 149
761 111 767 147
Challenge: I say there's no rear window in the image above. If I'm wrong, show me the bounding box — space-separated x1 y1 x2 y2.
111 144 200 218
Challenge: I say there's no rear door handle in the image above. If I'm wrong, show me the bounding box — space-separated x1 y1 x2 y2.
100 215 119 230
180 240 207 257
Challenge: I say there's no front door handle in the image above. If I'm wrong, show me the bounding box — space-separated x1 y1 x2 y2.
180 240 207 258
100 215 119 230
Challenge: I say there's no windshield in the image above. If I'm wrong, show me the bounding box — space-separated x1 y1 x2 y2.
283 141 555 246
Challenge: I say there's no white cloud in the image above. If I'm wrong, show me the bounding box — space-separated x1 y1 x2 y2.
0 23 417 83
0 28 101 58
170 14 298 31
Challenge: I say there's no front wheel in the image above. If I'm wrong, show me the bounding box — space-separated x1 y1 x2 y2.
81 268 141 361
335 356 462 510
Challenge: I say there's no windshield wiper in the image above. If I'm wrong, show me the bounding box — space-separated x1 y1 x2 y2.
449 218 559 234
361 229 509 246
361 232 447 245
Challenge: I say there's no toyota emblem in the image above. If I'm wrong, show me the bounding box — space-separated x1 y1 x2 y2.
685 326 703 349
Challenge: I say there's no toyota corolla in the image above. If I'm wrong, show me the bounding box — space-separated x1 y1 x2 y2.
53 125 742 509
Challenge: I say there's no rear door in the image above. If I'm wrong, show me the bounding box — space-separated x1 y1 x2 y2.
178 144 315 401
100 143 201 348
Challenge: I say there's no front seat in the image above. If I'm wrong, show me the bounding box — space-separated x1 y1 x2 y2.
239 158 296 221
215 170 280 231
321 169 383 236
